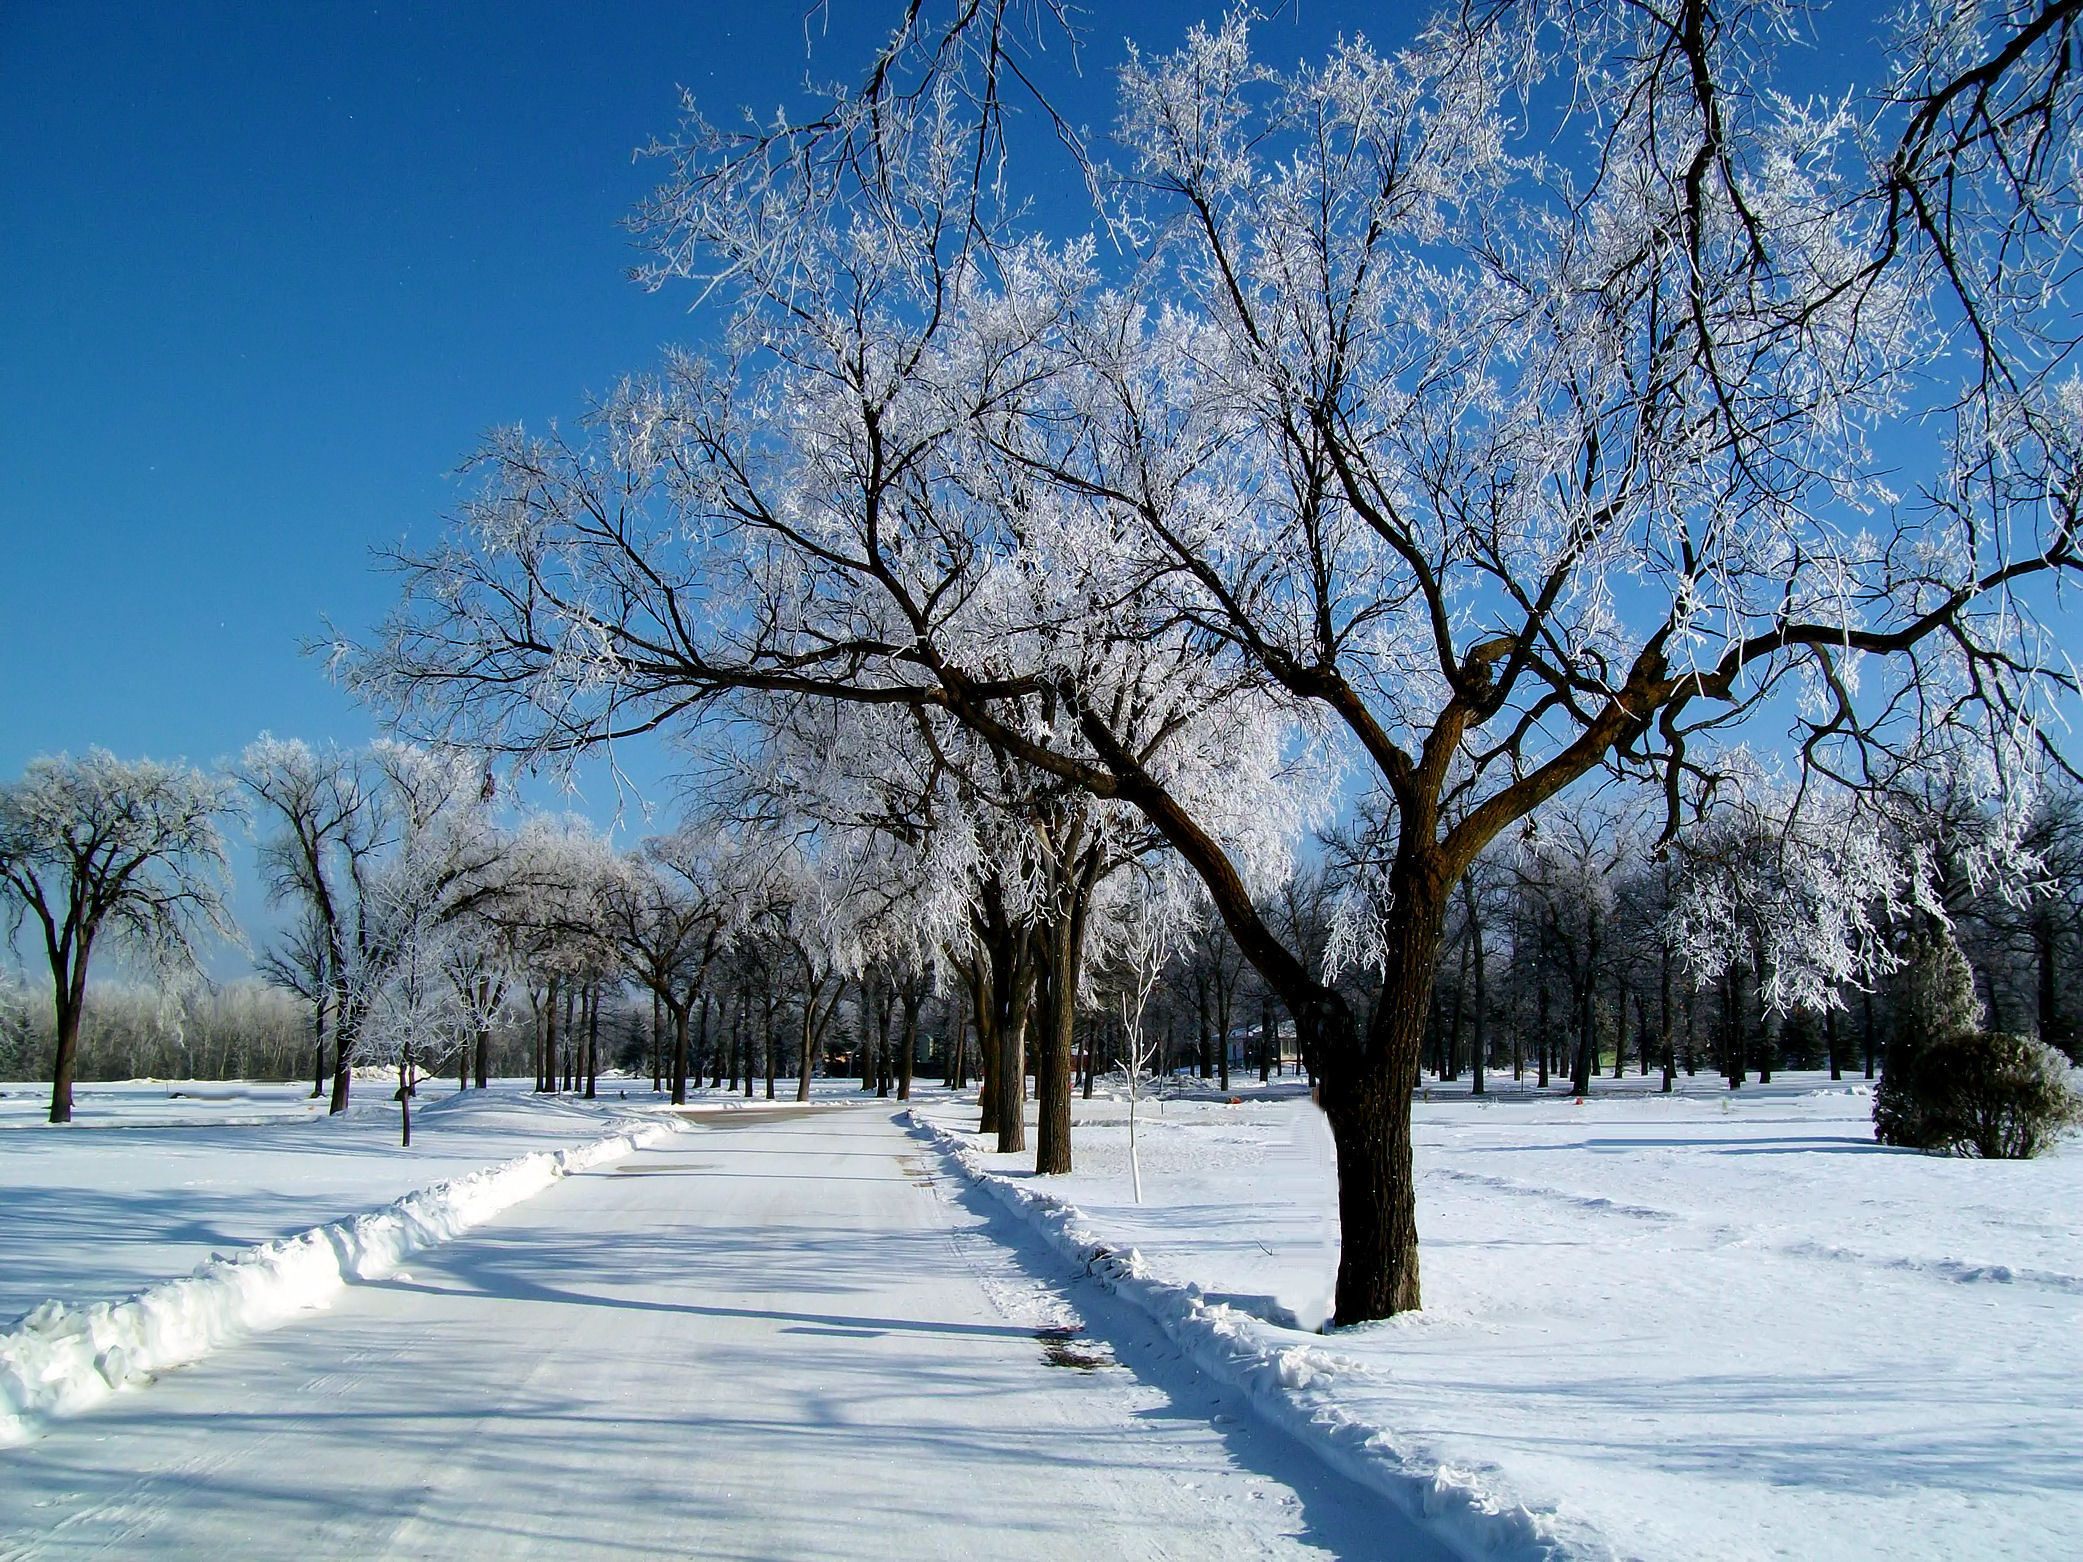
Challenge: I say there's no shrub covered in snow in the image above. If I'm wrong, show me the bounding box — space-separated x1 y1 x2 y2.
1902 1032 2083 1159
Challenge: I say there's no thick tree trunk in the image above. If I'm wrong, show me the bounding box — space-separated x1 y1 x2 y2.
1314 981 1425 1323
1305 881 1446 1324
652 990 664 1093
312 1002 327 1099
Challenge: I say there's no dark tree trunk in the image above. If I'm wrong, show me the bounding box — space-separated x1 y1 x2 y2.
1036 864 1095 1175
1535 984 1551 1088
330 998 356 1115
671 1001 690 1106
585 985 599 1099
1722 965 1743 1087
897 982 919 1101
47 973 87 1125
652 990 663 1093
796 996 815 1103
312 1000 328 1099
1466 893 1487 1098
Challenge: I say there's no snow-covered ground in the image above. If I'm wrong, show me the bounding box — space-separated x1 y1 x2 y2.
0 1078 672 1321
916 1069 2083 1562
1 1101 1431 1559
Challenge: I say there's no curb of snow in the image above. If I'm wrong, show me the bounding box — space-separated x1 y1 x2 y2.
905 1110 1613 1562
0 1114 680 1446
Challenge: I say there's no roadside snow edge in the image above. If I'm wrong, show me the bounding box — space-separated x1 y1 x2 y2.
905 1109 1613 1562
0 1114 678 1445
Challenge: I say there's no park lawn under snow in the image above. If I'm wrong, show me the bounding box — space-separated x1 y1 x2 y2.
918 1069 2083 1561
0 1077 672 1322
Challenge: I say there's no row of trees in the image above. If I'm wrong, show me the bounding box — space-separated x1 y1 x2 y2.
8 0 2078 1320
342 0 2083 1319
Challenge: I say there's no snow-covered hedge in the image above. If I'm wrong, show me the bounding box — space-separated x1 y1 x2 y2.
0 1116 676 1445
905 1110 1612 1562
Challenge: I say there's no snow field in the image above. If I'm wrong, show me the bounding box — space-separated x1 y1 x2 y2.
914 1073 2083 1562
0 1080 679 1315
0 1103 679 1446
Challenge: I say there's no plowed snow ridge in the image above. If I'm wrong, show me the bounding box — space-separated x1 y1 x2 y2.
0 1115 678 1444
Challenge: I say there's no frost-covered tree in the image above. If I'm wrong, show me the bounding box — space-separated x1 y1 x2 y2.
240 738 515 1118
351 1 2083 1319
0 751 237 1122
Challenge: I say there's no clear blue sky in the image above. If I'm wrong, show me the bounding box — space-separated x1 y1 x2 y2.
0 1 1909 974
0 1 1394 783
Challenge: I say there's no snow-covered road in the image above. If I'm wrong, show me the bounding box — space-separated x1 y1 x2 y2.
1 1103 1431 1560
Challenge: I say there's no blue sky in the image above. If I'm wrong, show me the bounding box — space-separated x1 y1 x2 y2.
0 1 1930 976
0 2 1371 784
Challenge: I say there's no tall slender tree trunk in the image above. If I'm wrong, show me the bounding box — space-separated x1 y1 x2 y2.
1035 871 1094 1175
1535 984 1550 1088
330 995 356 1115
46 960 88 1124
796 994 815 1103
1467 901 1487 1098
651 990 663 1093
671 1001 690 1106
585 984 599 1099
311 1000 327 1100
897 983 919 1101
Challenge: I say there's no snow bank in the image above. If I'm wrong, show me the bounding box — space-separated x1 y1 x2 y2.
905 1110 1609 1562
0 1115 677 1445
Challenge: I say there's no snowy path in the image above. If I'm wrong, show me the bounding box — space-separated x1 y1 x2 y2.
0 1104 1432 1561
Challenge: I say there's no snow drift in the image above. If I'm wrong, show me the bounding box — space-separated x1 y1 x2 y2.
905 1109 1612 1562
0 1116 677 1445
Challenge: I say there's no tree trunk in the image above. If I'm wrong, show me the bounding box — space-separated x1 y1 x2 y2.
796 996 815 1103
1035 870 1094 1175
1572 974 1595 1096
897 983 919 1101
1467 897 1487 1098
330 996 356 1115
1535 984 1550 1088
671 1001 690 1106
652 990 663 1093
585 985 600 1099
46 959 88 1125
311 999 327 1099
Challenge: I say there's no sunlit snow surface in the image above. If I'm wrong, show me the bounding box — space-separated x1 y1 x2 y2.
0 1079 667 1320
920 1070 2083 1562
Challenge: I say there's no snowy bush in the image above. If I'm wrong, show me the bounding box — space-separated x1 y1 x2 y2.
1900 1033 2083 1160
